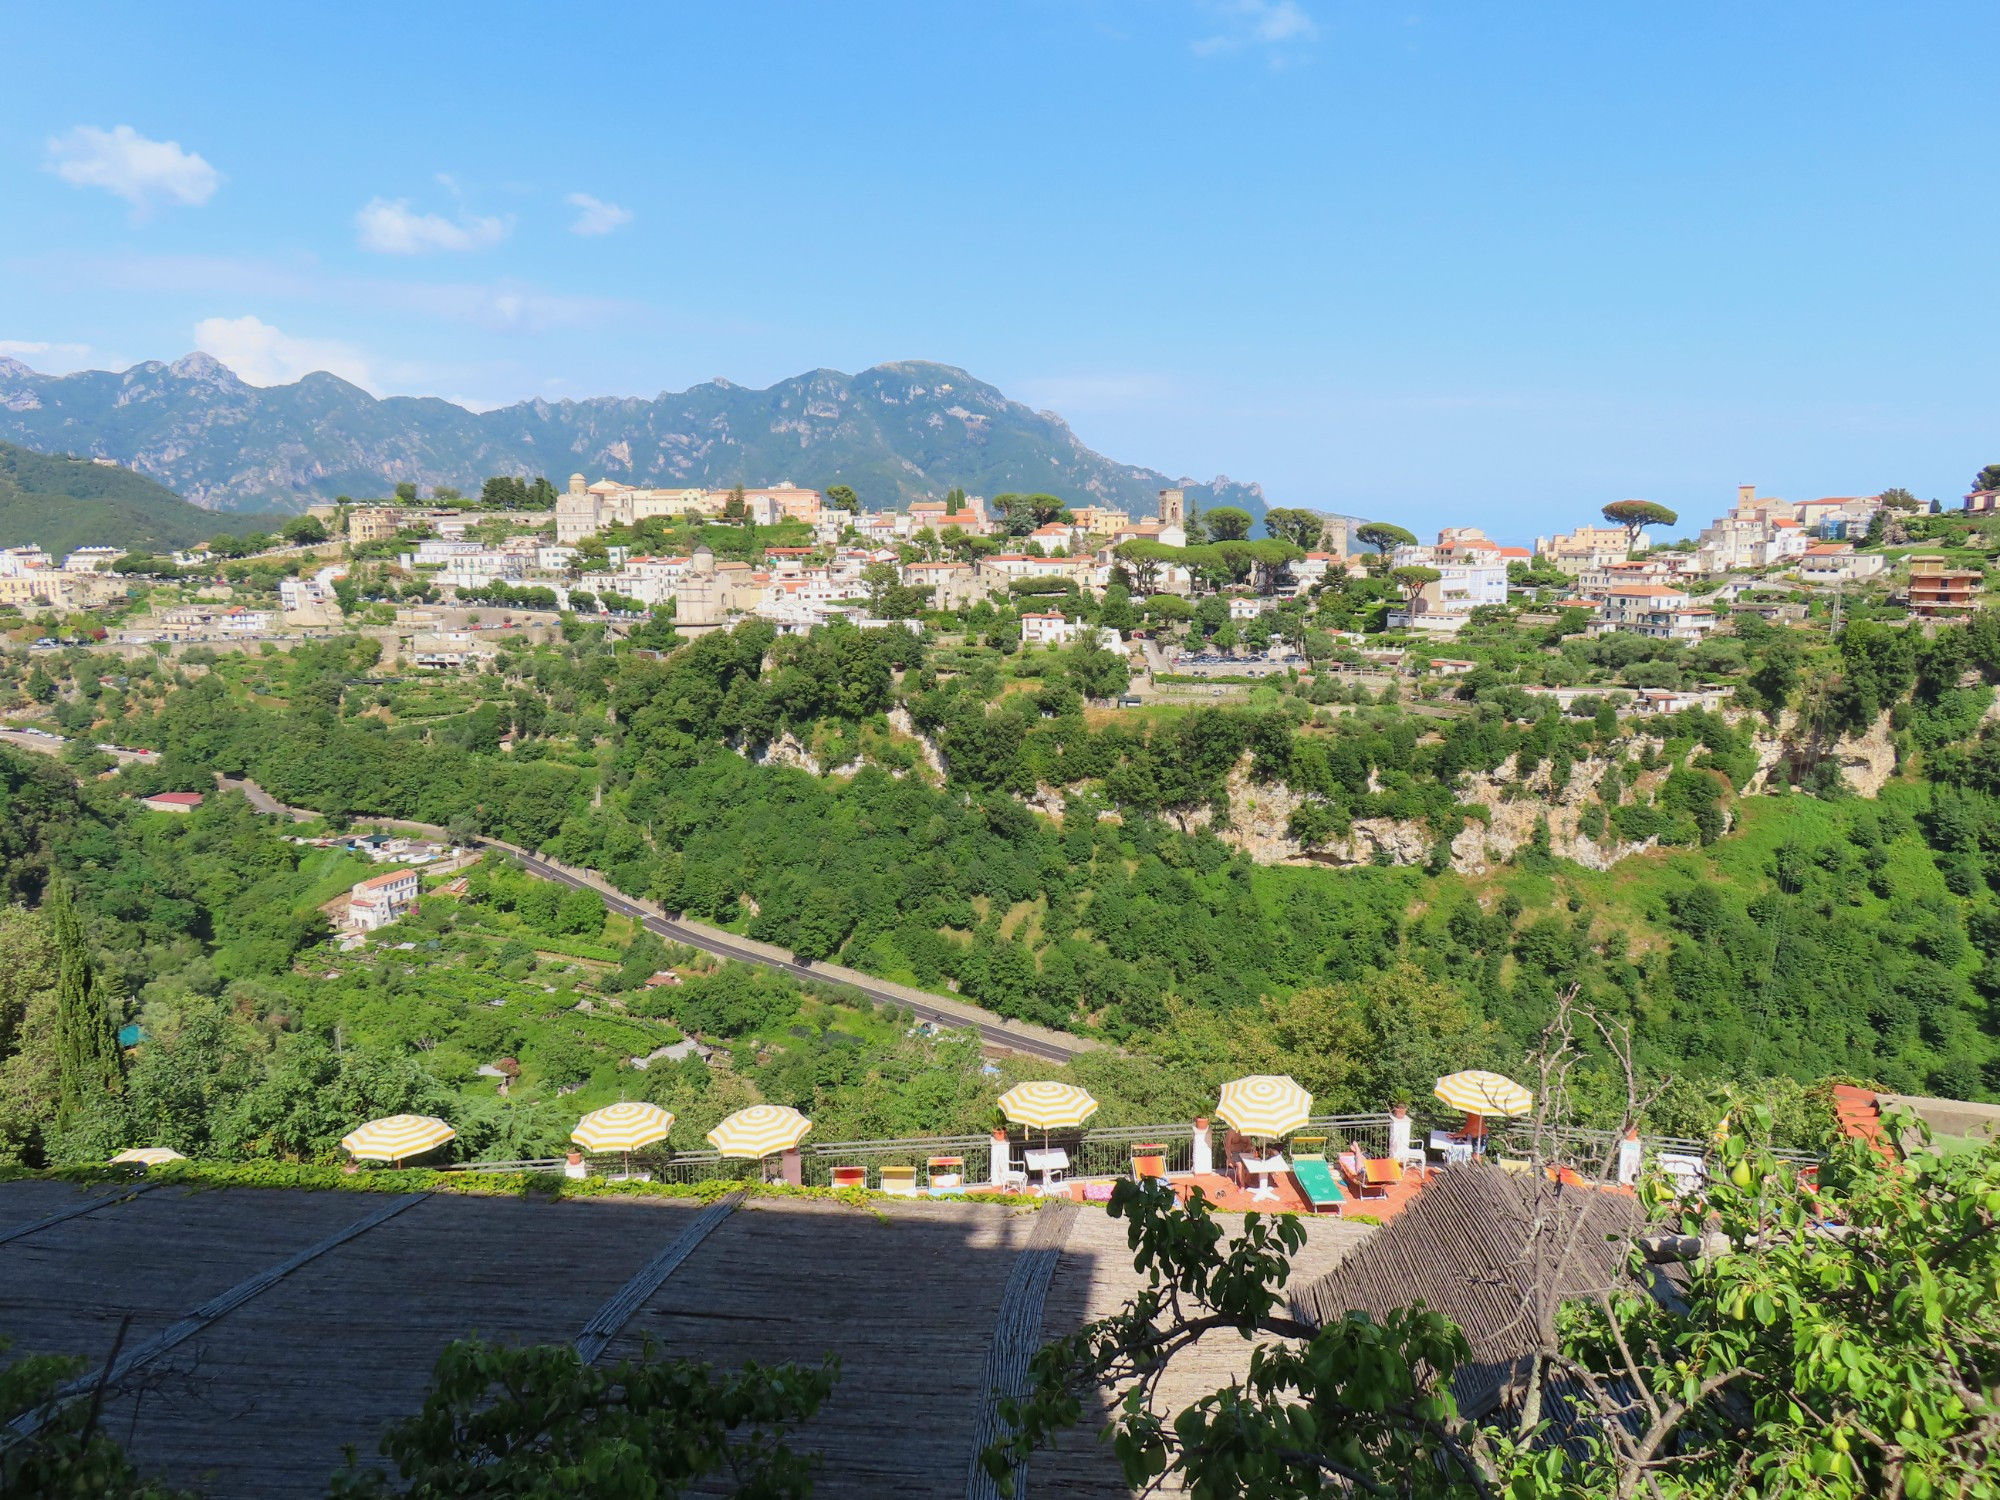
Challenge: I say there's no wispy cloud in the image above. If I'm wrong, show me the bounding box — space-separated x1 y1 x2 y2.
567 192 633 237
192 315 374 389
1192 0 1319 63
45 125 220 211
0 339 95 372
355 197 512 255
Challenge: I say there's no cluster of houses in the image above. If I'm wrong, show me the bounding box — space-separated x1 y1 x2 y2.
7 469 1991 654
0 544 129 611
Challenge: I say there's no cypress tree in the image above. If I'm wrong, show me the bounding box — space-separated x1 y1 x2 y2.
48 879 122 1123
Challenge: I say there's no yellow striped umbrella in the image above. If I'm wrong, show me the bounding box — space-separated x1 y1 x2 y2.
1216 1075 1312 1140
572 1103 675 1154
706 1105 812 1160
1433 1071 1533 1117
997 1081 1100 1133
340 1114 457 1163
109 1147 186 1167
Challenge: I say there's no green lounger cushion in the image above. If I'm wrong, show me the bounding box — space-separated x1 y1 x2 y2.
1291 1156 1345 1210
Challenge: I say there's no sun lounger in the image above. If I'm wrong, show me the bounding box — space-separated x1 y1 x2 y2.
926 1155 965 1191
879 1165 919 1197
830 1165 867 1189
1337 1149 1397 1199
1131 1144 1167 1183
1289 1151 1346 1215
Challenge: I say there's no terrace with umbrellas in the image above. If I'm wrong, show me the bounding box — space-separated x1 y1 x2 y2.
105 1064 1656 1221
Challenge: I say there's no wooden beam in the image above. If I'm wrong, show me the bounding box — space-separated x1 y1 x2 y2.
964 1200 1079 1500
574 1193 743 1364
5 1191 429 1440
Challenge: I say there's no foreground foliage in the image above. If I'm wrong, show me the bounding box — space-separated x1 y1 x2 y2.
986 1112 2000 1498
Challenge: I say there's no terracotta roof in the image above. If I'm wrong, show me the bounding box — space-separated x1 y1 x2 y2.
355 868 420 892
141 791 204 807
1603 584 1686 597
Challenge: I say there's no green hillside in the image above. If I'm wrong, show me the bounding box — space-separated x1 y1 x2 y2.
0 440 255 555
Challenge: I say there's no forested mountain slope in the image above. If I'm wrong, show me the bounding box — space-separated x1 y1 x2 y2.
0 354 1268 519
0 440 260 554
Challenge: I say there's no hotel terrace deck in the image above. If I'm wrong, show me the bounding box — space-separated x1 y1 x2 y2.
0 1177 1374 1499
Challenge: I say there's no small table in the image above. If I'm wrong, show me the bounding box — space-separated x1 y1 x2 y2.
1241 1153 1286 1202
1024 1147 1070 1193
1431 1130 1474 1166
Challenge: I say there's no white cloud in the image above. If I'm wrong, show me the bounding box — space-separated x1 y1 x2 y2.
354 197 511 254
0 340 95 372
45 124 220 210
1193 0 1319 59
192 315 374 389
567 192 634 237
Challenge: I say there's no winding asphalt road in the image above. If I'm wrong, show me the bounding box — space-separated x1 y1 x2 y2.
211 776 1088 1062
499 846 1087 1064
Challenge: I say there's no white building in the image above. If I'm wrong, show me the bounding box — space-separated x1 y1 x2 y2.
1020 611 1080 647
1386 560 1509 631
1587 583 1717 643
410 630 497 669
438 551 527 590
217 606 273 634
63 546 124 573
1797 544 1887 583
280 565 346 613
0 546 53 577
349 868 420 930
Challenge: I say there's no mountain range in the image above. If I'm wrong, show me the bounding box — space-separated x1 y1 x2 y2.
0 441 285 556
0 355 1271 522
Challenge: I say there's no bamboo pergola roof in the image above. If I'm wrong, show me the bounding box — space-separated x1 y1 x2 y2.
1289 1163 1646 1420
0 1180 1377 1498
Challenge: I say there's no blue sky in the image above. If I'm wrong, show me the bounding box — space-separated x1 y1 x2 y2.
2 1 1995 538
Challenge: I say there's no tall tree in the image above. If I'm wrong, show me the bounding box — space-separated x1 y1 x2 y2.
1878 486 1922 512
823 484 859 512
1356 521 1417 556
47 880 120 1125
1390 564 1441 606
1601 499 1678 550
1202 506 1253 541
1262 507 1325 549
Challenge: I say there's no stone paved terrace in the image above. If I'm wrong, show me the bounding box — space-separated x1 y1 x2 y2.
0 1178 1374 1499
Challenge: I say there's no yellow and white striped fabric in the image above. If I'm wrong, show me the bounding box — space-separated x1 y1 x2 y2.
340 1114 457 1162
1216 1075 1312 1139
108 1147 186 1167
706 1105 812 1159
571 1102 675 1154
1433 1071 1533 1117
997 1081 1099 1132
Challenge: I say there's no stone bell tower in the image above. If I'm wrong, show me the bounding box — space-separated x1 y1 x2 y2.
1157 487 1185 527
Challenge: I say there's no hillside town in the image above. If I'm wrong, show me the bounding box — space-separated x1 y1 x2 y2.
2 470 1990 662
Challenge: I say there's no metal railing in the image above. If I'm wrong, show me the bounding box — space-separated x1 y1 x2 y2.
445 1114 1823 1190
1072 1126 1197 1180
800 1134 994 1189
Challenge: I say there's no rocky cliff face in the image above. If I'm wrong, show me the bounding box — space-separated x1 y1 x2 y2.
0 355 1270 520
1196 711 1903 875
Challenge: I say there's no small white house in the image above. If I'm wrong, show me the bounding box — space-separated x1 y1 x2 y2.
1020 611 1079 647
349 868 420 931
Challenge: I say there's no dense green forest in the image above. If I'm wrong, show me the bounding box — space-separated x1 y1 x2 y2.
4 596 2000 1167
0 440 289 555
